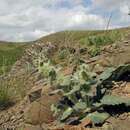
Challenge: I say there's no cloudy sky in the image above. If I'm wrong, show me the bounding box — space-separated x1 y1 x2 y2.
0 0 130 42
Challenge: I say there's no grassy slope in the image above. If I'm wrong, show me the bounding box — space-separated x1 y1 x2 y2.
37 27 129 45
37 27 130 58
0 42 30 75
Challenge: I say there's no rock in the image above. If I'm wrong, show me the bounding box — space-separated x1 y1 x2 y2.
106 117 130 130
102 123 114 130
124 83 130 93
41 123 51 130
119 113 128 120
93 64 104 74
123 41 129 44
24 101 44 125
79 48 87 54
53 128 63 130
62 67 73 76
25 94 60 125
66 117 79 125
63 125 99 130
80 118 92 127
41 122 63 130
28 86 42 102
23 124 42 130
112 44 118 49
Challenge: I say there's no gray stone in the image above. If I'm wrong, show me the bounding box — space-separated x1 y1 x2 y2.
28 86 42 102
23 124 42 130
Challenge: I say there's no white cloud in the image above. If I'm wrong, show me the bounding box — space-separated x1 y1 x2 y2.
92 0 130 11
120 5 129 14
68 13 105 29
0 0 130 41
0 0 107 41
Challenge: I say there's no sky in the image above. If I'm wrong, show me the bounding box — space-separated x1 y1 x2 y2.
0 0 130 42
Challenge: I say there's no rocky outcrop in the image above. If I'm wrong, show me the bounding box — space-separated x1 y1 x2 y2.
1 38 130 130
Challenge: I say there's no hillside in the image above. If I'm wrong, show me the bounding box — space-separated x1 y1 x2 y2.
0 27 130 130
0 42 31 75
37 27 130 44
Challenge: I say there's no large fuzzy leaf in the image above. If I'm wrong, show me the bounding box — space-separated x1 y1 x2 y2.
111 64 130 81
57 74 71 86
73 101 87 111
56 74 72 92
65 85 81 96
85 111 110 124
80 83 91 93
49 89 64 95
67 93 78 104
99 64 130 82
101 95 130 106
98 67 115 82
61 107 73 121
39 61 56 77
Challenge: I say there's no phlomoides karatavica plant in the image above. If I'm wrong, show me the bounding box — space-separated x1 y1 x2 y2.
38 59 130 125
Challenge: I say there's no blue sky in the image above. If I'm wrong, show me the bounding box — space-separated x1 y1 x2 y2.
0 0 130 41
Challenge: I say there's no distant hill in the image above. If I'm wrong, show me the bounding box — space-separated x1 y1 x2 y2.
36 27 130 45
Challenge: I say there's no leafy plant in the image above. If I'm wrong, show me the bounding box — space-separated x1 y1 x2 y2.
85 111 110 124
38 58 130 126
61 107 73 121
88 46 101 57
49 64 130 124
101 95 130 106
87 35 114 46
51 64 98 121
58 49 70 60
38 61 57 79
79 30 123 58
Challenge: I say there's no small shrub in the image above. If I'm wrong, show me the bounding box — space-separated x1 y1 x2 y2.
0 80 13 109
50 63 130 124
87 35 114 46
88 46 101 57
81 30 122 47
58 49 69 60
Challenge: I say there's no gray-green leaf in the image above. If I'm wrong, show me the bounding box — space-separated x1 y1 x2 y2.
101 95 130 106
86 111 110 124
73 101 87 111
60 107 73 121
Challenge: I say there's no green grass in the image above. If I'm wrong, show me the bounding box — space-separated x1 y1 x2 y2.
79 30 124 57
38 27 128 45
80 30 123 46
0 42 29 75
0 79 13 109
37 27 129 59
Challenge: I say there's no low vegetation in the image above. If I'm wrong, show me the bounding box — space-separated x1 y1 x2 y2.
39 28 127 58
0 80 13 110
81 30 123 46
80 30 123 57
39 59 130 125
0 42 29 75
